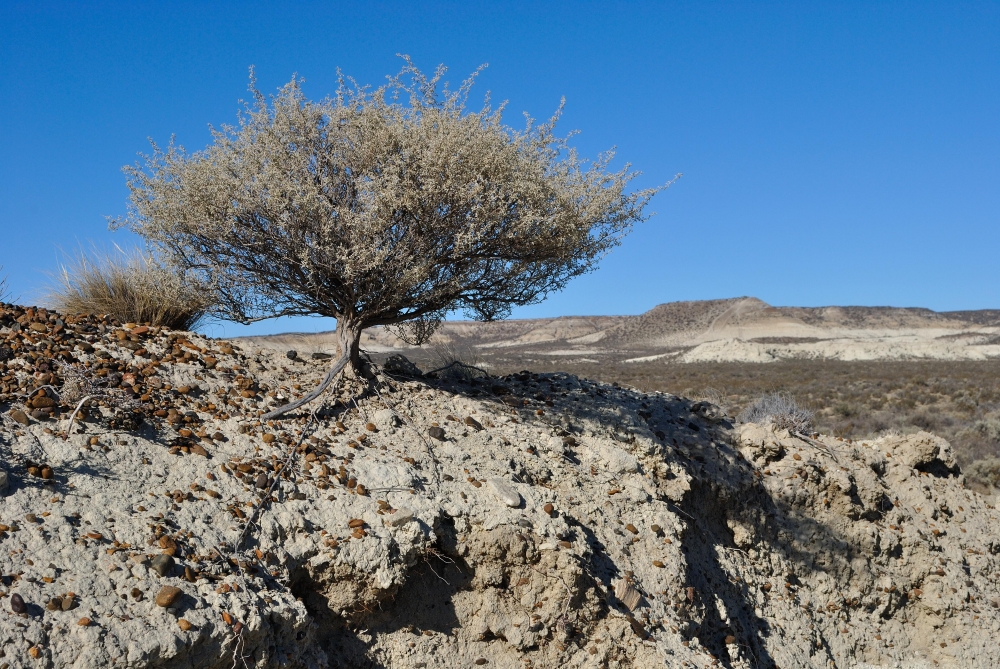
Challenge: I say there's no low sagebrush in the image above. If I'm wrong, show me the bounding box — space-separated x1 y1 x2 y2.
737 392 813 432
47 247 211 330
427 341 489 381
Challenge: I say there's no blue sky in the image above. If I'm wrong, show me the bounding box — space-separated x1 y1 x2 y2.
2 1 998 336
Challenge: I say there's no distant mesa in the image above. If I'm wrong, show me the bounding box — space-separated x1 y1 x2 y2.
247 297 1000 364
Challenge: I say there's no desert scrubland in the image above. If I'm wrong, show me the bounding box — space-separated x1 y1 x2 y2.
3 303 1000 668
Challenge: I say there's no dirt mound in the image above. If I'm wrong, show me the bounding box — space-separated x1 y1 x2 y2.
1 303 999 668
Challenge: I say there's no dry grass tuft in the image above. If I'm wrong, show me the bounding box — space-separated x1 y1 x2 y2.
737 392 814 432
47 247 212 330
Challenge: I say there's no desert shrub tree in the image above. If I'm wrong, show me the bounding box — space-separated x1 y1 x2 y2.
114 59 672 418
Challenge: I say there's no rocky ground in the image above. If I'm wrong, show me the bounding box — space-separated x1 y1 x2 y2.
2 303 1000 668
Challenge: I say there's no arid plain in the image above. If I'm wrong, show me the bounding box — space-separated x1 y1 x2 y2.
251 297 1000 492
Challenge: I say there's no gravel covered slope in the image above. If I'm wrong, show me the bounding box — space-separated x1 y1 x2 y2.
1 303 999 668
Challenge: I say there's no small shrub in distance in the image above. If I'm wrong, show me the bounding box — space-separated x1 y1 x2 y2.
737 392 814 432
427 342 489 381
0 267 10 303
48 247 211 330
965 457 1000 492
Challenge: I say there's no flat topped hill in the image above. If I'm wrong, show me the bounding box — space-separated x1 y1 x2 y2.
249 297 1000 365
1 303 1000 667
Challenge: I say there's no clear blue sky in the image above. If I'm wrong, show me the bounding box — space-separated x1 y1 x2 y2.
2 1 998 336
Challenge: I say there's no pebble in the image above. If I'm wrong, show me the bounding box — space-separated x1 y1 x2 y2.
178 619 193 631
464 416 483 430
614 581 641 611
387 508 415 527
150 554 175 577
8 410 29 426
255 473 269 489
156 585 182 607
77 617 91 626
10 593 26 613
428 426 445 441
159 535 178 555
543 503 555 516
487 478 521 508
286 350 298 360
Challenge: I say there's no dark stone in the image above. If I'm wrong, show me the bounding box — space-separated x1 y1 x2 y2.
383 354 422 377
10 593 26 614
428 426 446 441
150 554 175 578
311 352 332 360
255 473 269 489
8 410 29 426
285 350 298 360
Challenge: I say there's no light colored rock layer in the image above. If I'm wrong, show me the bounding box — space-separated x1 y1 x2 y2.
1 346 999 668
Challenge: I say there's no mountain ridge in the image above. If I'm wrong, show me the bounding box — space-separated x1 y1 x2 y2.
248 297 1000 365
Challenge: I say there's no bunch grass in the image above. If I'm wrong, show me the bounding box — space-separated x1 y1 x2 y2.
47 246 211 330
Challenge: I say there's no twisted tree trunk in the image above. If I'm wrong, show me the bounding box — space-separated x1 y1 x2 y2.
262 322 362 421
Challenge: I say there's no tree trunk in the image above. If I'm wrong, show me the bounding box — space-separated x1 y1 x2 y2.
261 321 362 421
342 322 369 379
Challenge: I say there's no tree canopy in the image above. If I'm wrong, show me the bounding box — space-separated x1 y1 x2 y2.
115 58 673 417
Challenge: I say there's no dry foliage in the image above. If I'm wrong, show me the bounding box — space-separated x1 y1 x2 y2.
427 342 488 381
47 247 211 330
0 269 9 304
115 57 671 416
736 392 814 432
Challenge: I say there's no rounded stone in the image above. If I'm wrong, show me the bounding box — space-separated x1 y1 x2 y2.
10 593 26 614
428 426 446 441
155 585 182 608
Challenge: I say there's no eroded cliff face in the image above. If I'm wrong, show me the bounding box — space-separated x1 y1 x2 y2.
0 306 998 668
